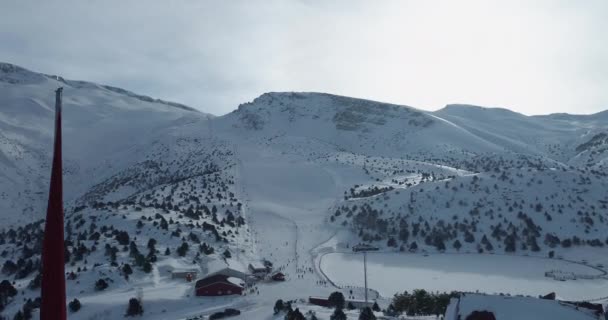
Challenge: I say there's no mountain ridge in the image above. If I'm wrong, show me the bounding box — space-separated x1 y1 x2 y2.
0 62 204 114
5 62 606 118
1 62 608 319
1 62 607 226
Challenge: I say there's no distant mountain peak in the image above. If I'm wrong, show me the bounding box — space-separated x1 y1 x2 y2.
441 104 524 116
542 109 608 121
98 84 201 113
0 62 47 85
230 91 433 132
0 62 31 74
252 91 413 108
0 62 204 114
239 91 420 115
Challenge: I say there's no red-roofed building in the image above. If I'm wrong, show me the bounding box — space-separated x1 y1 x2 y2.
271 272 285 281
195 274 244 296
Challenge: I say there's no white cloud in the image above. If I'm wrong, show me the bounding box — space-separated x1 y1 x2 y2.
1 0 606 115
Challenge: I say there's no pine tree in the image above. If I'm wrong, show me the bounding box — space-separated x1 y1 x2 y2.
359 307 376 320
372 301 380 312
125 298 143 316
147 238 157 251
0 280 17 297
285 308 306 320
328 291 345 310
453 239 462 251
115 231 130 246
273 299 285 314
95 279 109 291
68 298 81 312
177 242 189 257
143 261 152 273
504 234 516 252
330 308 346 320
13 310 24 320
409 241 418 251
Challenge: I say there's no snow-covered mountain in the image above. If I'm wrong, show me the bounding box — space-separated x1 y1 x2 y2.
217 91 608 253
1 63 607 319
0 63 252 318
0 62 212 225
435 104 608 166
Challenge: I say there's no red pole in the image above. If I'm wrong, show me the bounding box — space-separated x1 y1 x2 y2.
40 87 67 320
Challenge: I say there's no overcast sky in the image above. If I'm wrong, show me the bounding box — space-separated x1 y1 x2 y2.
2 1 607 116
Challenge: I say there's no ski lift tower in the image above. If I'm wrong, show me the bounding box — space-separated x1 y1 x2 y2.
352 244 379 303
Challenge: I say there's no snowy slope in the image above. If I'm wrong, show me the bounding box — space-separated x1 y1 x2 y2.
0 64 254 320
210 91 608 255
217 92 508 157
436 104 608 167
0 62 212 225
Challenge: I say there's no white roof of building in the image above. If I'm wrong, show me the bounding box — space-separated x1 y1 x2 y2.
445 294 599 320
197 258 250 282
206 258 247 273
249 261 266 269
227 277 245 287
171 269 198 273
204 267 249 280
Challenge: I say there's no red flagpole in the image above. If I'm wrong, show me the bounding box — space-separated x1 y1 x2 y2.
40 87 67 320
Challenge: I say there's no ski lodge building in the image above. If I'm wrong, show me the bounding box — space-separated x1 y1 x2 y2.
195 274 244 296
194 265 252 296
444 293 604 320
248 261 269 276
171 269 198 281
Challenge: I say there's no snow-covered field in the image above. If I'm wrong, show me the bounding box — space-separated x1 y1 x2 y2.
320 252 608 301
